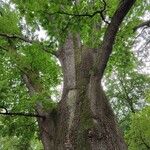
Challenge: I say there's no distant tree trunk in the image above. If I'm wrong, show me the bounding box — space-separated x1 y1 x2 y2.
23 0 136 149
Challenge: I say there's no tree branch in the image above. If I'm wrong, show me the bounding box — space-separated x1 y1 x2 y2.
100 0 109 24
118 78 135 113
0 33 58 57
0 111 45 118
0 106 44 118
133 20 150 31
0 33 33 43
94 0 136 79
45 0 109 25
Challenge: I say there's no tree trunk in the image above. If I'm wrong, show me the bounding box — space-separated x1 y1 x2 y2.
22 34 127 150
52 34 127 150
22 0 136 149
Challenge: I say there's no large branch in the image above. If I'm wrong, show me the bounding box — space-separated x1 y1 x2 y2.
95 0 136 79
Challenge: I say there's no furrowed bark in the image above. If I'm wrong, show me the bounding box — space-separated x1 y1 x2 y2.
54 33 78 149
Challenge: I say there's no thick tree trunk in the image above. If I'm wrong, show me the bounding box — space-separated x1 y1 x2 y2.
22 1 136 149
52 34 127 150
22 34 127 150
21 37 126 149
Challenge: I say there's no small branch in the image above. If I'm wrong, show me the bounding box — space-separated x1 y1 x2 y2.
118 78 135 113
0 111 45 118
133 20 150 31
100 0 109 24
0 106 44 118
0 33 33 43
46 4 110 25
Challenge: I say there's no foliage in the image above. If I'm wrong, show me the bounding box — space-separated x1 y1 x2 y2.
105 71 150 119
125 106 150 150
0 2 61 148
0 4 20 34
0 135 43 150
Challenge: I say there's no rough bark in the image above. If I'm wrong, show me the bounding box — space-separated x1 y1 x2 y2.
51 1 136 149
